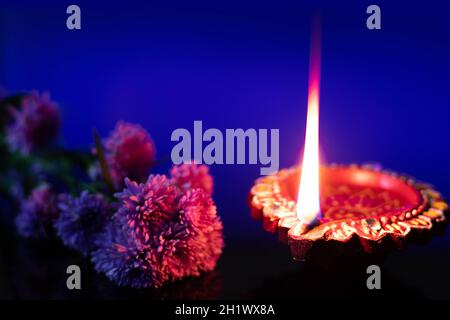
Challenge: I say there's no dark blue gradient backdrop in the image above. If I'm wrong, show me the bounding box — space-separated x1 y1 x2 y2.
1 1 450 245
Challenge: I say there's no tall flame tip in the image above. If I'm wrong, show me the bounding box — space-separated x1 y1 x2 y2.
296 17 322 227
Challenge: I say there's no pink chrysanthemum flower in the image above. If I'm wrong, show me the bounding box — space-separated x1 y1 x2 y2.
114 175 179 238
170 163 213 195
92 173 223 288
160 189 223 280
104 121 156 188
6 91 60 154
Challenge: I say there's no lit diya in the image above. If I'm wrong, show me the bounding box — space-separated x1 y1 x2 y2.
248 20 448 261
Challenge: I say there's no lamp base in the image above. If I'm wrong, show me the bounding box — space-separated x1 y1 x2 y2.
249 164 448 261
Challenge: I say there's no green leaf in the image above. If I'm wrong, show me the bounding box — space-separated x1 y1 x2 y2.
93 128 115 193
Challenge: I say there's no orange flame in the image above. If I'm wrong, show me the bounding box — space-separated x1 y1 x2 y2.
296 17 322 226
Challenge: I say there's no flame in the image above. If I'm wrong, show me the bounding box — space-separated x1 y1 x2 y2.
296 18 322 226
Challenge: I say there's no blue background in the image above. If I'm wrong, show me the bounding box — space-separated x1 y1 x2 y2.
1 0 450 298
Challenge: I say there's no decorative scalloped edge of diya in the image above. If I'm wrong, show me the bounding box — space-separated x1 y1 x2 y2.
249 164 448 261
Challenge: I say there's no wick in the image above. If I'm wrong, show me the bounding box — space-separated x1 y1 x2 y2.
298 214 322 234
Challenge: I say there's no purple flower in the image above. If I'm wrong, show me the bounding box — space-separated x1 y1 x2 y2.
103 121 156 188
6 91 60 154
91 221 162 288
54 191 115 256
92 174 223 288
15 185 60 239
170 163 213 195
